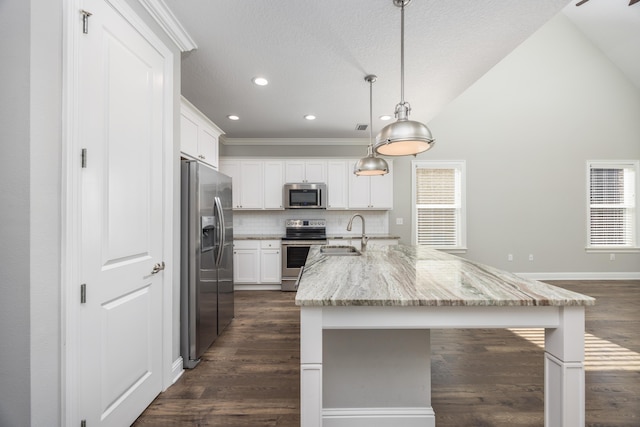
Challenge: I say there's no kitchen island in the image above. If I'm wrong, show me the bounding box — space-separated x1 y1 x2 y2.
295 245 595 427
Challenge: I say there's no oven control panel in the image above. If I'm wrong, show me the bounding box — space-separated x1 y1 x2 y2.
285 219 326 228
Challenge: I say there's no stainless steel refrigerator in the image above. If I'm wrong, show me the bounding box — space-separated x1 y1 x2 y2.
181 159 234 369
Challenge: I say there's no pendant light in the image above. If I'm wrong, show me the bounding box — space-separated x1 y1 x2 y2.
354 75 389 176
374 0 435 157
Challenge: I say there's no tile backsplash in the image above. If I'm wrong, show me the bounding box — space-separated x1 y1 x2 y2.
233 210 389 236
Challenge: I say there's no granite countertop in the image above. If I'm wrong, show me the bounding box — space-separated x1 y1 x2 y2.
295 244 596 307
234 234 283 240
327 234 400 240
234 234 401 240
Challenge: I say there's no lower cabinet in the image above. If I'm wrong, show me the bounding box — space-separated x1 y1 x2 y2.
233 240 281 284
233 243 259 284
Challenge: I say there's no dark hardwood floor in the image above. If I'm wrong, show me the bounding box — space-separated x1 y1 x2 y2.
133 281 639 426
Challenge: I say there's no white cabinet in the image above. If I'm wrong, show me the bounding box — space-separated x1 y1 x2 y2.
219 157 393 210
263 161 285 209
348 162 394 209
260 240 281 284
285 160 326 183
327 160 349 209
233 241 260 284
180 96 223 169
219 160 265 209
233 240 281 284
219 160 284 210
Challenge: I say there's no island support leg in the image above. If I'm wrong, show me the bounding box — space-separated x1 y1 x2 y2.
544 306 586 427
300 307 323 427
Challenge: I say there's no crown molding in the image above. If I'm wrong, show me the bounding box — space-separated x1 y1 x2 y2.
138 0 197 52
220 137 370 146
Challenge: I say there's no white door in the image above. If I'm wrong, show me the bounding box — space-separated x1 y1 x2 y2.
78 0 165 424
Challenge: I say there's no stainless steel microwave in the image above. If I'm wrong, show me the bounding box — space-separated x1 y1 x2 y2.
283 183 327 209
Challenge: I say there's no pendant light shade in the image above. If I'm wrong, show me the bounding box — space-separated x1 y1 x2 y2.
354 145 389 176
355 75 389 176
374 0 435 157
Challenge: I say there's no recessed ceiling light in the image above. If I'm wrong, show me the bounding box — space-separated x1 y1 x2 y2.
304 115 316 121
227 115 240 121
252 77 268 86
379 115 392 121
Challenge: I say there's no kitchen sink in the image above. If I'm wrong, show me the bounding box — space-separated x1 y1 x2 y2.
319 245 361 256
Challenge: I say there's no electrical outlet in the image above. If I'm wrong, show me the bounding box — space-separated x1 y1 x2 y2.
508 254 513 261
528 254 534 261
396 218 403 225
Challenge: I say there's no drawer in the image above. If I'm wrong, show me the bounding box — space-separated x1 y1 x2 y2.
260 240 281 249
233 240 260 250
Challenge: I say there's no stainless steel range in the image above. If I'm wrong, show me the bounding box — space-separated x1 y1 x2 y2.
281 219 327 291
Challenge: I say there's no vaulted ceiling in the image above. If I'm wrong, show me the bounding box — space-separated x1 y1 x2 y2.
163 0 640 141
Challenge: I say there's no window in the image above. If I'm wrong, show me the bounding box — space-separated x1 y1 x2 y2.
587 161 639 251
412 160 466 251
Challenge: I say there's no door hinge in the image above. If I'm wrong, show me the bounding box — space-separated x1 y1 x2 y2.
80 420 86 427
81 10 92 34
81 148 87 168
80 284 86 304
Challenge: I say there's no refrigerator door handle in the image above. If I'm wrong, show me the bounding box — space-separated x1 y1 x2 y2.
214 196 225 267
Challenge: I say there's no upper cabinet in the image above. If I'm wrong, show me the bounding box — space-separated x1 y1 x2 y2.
219 159 284 210
327 160 349 210
180 96 223 169
263 160 285 209
348 160 394 209
219 157 393 210
285 160 326 183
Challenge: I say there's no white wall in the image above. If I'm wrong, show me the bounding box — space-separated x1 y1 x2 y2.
0 0 32 425
30 0 63 424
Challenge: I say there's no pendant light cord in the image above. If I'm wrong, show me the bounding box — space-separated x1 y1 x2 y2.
400 1 405 105
369 78 373 146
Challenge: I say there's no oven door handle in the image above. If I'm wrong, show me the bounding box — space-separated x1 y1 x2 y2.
281 241 327 247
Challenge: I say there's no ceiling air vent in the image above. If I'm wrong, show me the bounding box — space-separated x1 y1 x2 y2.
355 124 368 131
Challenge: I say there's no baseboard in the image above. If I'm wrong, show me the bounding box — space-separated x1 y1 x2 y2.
171 357 184 384
516 272 640 281
323 407 435 427
234 284 282 291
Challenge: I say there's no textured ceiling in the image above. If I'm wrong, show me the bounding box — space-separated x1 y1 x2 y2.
162 0 637 141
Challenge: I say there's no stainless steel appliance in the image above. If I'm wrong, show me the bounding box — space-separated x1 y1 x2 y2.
281 219 327 291
181 160 234 368
283 183 327 209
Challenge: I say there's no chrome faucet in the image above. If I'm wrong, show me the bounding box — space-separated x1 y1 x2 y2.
347 213 368 251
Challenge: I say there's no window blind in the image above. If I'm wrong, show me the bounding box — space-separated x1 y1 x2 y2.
588 163 637 247
415 166 460 247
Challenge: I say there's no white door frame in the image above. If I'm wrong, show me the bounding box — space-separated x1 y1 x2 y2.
61 0 175 424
